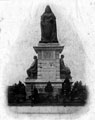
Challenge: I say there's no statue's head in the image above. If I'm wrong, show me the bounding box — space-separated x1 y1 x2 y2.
33 56 37 60
45 5 52 13
61 55 64 59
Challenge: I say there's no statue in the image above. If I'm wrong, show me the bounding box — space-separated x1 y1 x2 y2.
60 55 72 79
27 56 37 79
39 5 58 43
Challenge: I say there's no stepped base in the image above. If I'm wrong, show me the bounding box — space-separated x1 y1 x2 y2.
25 78 64 99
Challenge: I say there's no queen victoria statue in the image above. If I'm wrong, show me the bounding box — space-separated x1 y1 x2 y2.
39 5 58 43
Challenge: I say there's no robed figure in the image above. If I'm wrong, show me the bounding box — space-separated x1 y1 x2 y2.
60 55 72 79
27 56 37 79
39 5 58 43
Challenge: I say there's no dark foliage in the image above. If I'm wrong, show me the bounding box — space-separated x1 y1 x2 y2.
61 77 72 98
71 81 88 104
61 78 88 105
31 87 39 104
61 78 71 103
45 81 53 93
8 79 88 106
8 81 26 105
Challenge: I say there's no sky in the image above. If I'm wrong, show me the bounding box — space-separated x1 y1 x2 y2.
0 0 95 87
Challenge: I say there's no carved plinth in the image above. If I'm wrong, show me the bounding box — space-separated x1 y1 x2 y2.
34 43 64 82
25 43 64 98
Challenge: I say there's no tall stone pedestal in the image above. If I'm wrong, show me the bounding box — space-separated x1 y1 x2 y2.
34 43 64 82
25 43 64 98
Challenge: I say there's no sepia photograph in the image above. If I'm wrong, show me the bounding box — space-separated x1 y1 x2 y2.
0 0 95 120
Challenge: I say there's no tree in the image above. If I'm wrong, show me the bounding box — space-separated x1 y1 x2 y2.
8 81 26 105
45 81 53 94
71 81 88 104
61 77 72 103
32 87 39 104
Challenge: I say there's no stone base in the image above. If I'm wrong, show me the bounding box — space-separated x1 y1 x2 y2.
33 43 64 81
10 106 84 114
25 43 64 99
25 78 64 99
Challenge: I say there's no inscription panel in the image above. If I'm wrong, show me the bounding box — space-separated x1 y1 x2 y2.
42 51 55 59
41 60 56 81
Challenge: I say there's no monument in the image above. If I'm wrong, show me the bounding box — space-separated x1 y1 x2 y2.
7 5 88 108
25 5 71 98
